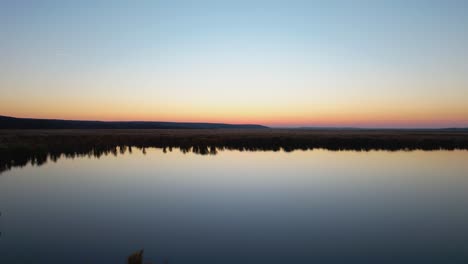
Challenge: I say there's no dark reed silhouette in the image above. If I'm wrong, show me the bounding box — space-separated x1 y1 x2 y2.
127 249 168 264
1 129 468 174
128 250 144 264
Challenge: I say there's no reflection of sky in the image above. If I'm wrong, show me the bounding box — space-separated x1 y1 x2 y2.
1 149 468 263
1 1 468 127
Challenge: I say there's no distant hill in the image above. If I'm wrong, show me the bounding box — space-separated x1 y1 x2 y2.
0 115 268 129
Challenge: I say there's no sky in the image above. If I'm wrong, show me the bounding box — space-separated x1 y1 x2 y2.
1 0 467 128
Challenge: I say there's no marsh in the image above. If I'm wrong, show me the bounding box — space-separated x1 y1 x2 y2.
1 129 468 174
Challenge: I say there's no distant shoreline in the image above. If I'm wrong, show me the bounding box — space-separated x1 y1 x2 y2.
2 115 468 131
1 128 468 173
0 115 268 130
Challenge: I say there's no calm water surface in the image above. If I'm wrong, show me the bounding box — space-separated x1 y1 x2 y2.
1 149 468 263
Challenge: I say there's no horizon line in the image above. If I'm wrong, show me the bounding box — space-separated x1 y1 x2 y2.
2 115 468 130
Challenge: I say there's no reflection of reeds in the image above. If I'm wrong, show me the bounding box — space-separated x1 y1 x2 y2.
1 129 468 173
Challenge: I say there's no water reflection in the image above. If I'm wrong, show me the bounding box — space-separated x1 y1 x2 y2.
1 149 468 263
2 139 468 174
0 145 220 174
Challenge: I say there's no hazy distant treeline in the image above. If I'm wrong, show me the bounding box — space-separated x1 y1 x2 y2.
0 115 268 129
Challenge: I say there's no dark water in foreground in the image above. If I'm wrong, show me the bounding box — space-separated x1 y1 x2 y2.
1 149 468 263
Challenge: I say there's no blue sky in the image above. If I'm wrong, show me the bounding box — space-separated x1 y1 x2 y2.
1 0 468 127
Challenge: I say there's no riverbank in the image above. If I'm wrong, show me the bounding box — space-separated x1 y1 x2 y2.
1 128 468 173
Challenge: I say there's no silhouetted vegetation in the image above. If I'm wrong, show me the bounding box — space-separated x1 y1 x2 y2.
127 249 168 264
1 129 467 173
128 250 144 264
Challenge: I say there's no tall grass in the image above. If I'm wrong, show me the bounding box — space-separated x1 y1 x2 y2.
1 129 467 173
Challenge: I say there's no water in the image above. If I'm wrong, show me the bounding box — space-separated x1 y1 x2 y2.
1 149 468 263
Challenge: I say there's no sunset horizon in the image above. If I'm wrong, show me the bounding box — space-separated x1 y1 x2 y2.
2 2 468 263
2 113 468 129
2 1 468 129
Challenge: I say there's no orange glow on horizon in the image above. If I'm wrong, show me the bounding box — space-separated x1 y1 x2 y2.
2 93 467 128
3 109 467 128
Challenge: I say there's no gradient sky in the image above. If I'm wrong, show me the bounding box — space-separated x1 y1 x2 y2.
1 0 467 127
